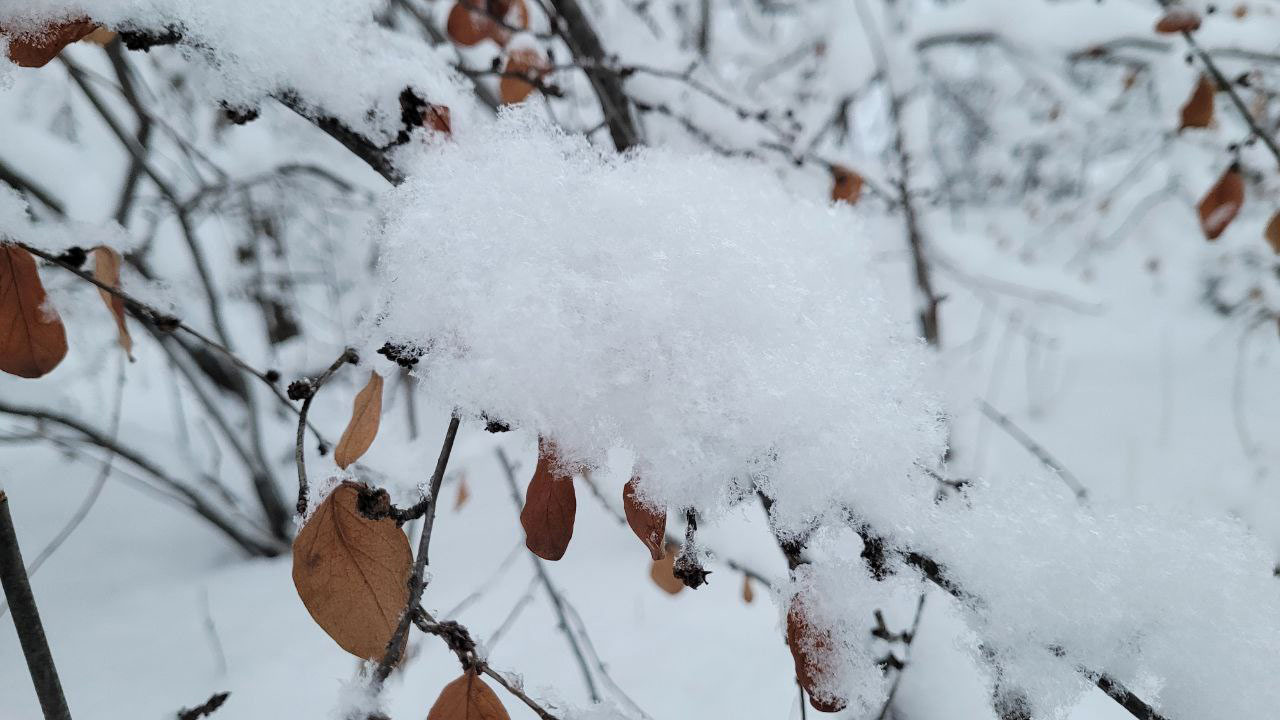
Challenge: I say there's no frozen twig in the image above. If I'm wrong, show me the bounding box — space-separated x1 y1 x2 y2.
292 349 360 516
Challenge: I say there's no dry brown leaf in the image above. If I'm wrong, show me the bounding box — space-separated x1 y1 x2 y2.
1179 74 1215 130
1155 7 1201 33
5 19 97 68
1234 3 1249 19
454 473 471 511
622 476 666 561
741 575 755 604
519 438 576 560
1197 165 1245 241
81 27 116 46
334 370 384 469
787 597 848 713
1265 211 1280 254
500 48 550 105
292 481 412 660
649 541 684 595
0 244 68 378
830 165 863 205
424 103 452 136
90 246 133 361
446 2 495 46
427 670 511 720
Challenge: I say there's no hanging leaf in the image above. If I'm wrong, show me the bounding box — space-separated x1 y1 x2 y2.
90 246 133 361
741 575 755 604
830 165 863 205
1197 165 1245 241
454 473 471 511
424 104 452 136
0 243 68 378
427 670 511 720
500 48 550 105
649 541 684 595
1154 7 1201 34
622 476 666 561
1179 74 1215 130
787 598 848 713
292 481 412 661
519 438 576 560
446 2 495 46
4 18 97 67
333 370 384 469
1265 211 1280 254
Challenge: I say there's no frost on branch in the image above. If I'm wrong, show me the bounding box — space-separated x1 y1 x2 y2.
369 109 946 531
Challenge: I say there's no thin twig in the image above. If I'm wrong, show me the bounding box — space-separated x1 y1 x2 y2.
293 349 359 516
977 400 1089 502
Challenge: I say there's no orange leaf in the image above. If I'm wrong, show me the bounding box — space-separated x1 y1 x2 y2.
333 370 384 469
622 476 666 561
5 18 97 68
519 438 576 560
649 541 684 595
446 2 496 46
1179 74 1214 130
830 165 863 205
1155 7 1201 34
454 473 471 511
0 243 68 378
90 246 133 361
500 48 549 105
292 482 412 660
1265 211 1280 254
787 597 848 713
1197 165 1245 241
427 670 510 720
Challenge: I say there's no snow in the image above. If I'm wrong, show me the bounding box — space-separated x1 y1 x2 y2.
369 108 946 532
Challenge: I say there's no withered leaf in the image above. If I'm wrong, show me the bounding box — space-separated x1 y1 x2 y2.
787 598 848 713
1265 211 1280 255
424 104 452 136
0 243 68 378
1179 74 1215 130
1197 165 1245 241
519 438 576 560
649 541 684 595
500 48 550 105
292 482 412 661
742 575 755 604
333 370 384 469
1155 7 1201 34
5 18 97 68
91 246 133 361
830 165 863 205
446 2 495 46
427 670 511 720
623 476 666 561
454 473 471 511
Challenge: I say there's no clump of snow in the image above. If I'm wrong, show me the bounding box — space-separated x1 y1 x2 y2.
0 0 475 144
368 108 945 532
896 477 1280 719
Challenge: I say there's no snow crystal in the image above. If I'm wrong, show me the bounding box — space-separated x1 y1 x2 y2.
368 108 946 532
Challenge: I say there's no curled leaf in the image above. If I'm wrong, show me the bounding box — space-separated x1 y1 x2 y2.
454 473 471 511
0 243 68 378
830 165 863 205
519 438 576 560
427 670 510 720
292 482 412 660
623 476 666 561
1179 74 1214 130
91 246 133 361
333 370 384 469
1197 165 1245 241
742 575 755 604
500 47 550 105
1155 7 1201 34
4 18 97 67
787 597 848 713
649 541 684 595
